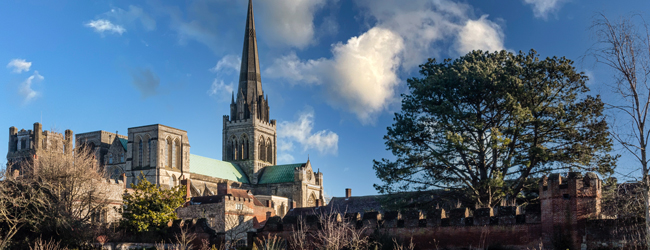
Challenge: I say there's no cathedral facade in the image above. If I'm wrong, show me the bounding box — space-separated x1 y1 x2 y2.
6 0 324 217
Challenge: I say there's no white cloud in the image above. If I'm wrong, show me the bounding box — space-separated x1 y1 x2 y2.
108 6 156 31
278 108 339 155
266 0 506 124
456 15 505 54
267 27 404 124
523 0 568 20
85 19 126 35
210 55 241 73
19 71 44 103
277 153 296 164
208 79 234 101
257 0 328 48
6 59 31 73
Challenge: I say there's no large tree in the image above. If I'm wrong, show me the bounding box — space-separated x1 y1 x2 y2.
374 49 616 207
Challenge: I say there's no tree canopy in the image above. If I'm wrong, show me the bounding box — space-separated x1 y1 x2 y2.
121 175 186 233
373 49 616 207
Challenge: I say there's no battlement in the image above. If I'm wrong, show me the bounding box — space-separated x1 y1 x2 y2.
224 117 276 128
265 205 536 231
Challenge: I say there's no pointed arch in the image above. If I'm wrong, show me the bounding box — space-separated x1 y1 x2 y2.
259 136 266 162
135 136 143 167
307 193 316 207
166 137 172 168
241 134 249 160
143 134 151 166
266 138 273 164
174 139 182 169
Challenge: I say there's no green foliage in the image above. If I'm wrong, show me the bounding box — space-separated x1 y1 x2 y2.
120 175 186 233
374 49 617 207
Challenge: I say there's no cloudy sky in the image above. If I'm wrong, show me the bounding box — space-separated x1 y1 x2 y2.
1 0 647 197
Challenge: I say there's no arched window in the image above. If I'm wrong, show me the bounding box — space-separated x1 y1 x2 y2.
267 138 273 163
307 194 316 207
175 140 181 169
172 140 176 168
167 139 172 168
138 140 143 167
120 153 124 163
242 134 249 160
108 153 113 164
232 138 239 161
259 137 266 162
147 138 152 166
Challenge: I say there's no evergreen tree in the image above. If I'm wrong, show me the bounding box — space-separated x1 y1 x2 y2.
374 49 616 207
121 175 186 233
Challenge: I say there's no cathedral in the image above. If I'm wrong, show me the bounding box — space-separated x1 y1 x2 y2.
6 0 324 218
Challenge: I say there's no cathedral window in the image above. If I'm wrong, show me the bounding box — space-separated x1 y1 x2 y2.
267 138 272 163
233 140 239 161
138 140 143 167
175 140 181 169
167 139 172 168
147 138 152 166
172 140 176 168
259 137 266 162
307 194 316 207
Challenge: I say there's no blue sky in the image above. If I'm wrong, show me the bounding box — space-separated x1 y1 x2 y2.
1 0 648 197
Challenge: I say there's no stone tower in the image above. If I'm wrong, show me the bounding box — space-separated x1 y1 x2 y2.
223 0 277 184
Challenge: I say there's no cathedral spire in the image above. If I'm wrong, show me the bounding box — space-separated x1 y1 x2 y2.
237 0 263 107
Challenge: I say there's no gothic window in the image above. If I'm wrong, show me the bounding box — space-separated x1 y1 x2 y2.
233 140 239 161
241 134 249 160
20 138 26 150
138 140 143 167
121 153 124 163
175 140 181 169
172 140 176 168
259 137 266 162
307 194 316 207
147 138 152 166
267 138 272 163
167 138 172 168
108 153 113 164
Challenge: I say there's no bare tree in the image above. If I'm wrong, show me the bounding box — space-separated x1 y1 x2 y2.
591 13 650 247
0 146 115 248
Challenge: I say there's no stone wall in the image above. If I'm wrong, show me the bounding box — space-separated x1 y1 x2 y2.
256 172 636 250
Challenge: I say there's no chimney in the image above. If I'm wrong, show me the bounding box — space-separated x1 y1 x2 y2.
291 201 297 209
217 183 230 195
345 188 351 198
316 199 323 207
181 179 191 201
266 200 273 208
266 211 272 221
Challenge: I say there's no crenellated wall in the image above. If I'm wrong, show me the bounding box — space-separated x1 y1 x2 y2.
255 172 634 250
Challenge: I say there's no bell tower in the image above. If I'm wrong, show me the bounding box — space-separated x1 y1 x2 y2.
223 0 276 184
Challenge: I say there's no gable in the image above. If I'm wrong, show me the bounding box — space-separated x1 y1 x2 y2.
258 163 305 184
119 138 127 151
189 154 250 184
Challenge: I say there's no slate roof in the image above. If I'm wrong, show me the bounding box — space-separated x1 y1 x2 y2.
327 195 386 216
189 154 250 183
257 163 305 184
119 138 128 151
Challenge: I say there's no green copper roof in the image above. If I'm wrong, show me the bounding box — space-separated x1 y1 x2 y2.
189 154 250 183
119 138 128 151
258 163 305 184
